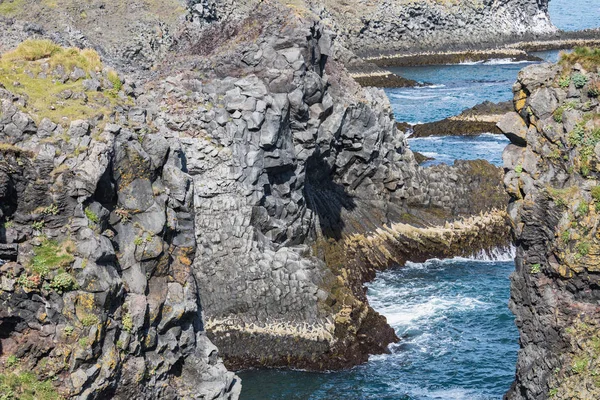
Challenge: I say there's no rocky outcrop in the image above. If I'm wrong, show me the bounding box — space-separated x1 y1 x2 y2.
0 0 512 390
290 0 556 56
410 101 513 137
500 51 600 399
0 44 239 399
141 4 511 370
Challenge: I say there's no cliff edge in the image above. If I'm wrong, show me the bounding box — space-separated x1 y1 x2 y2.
500 48 600 399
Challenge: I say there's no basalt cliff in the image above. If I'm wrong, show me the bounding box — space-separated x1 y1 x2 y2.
500 49 600 399
295 0 557 56
0 0 542 398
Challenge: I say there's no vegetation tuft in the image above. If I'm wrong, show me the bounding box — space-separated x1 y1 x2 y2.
31 238 75 276
560 47 600 71
0 39 127 125
0 371 61 400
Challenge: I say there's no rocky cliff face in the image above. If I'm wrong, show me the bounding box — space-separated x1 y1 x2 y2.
0 43 240 399
263 0 556 56
151 3 511 370
0 1 512 396
500 50 600 399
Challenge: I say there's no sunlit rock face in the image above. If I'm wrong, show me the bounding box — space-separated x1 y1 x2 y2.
500 53 600 400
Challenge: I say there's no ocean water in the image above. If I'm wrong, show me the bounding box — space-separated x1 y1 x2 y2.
409 133 508 167
239 256 518 400
385 51 560 124
549 0 600 31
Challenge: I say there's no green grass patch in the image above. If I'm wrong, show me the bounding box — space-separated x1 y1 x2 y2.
576 241 591 257
84 207 99 224
553 107 564 123
577 200 590 216
561 47 600 71
81 314 99 327
572 356 590 374
0 40 125 125
31 238 75 276
0 371 61 400
0 0 25 16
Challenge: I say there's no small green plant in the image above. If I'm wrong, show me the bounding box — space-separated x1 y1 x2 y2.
84 207 99 224
515 164 523 175
122 312 133 333
577 200 589 216
568 124 586 146
588 85 600 98
561 230 571 242
16 274 40 289
50 271 78 294
6 355 18 368
134 236 144 246
577 241 591 257
572 73 589 89
553 107 565 123
107 69 123 94
581 164 591 177
31 220 45 231
565 101 578 111
41 204 59 215
549 388 558 397
2 220 13 229
592 186 600 208
78 337 89 347
572 357 589 374
530 263 541 274
81 314 99 327
63 326 74 337
559 76 571 88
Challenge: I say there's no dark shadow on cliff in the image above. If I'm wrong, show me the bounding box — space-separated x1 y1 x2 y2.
303 152 356 240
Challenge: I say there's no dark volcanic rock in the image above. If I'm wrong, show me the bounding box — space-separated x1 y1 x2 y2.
0 53 239 399
500 58 600 400
411 101 513 137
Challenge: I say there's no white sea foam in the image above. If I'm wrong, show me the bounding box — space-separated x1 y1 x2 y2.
416 84 447 89
455 60 485 65
483 58 533 65
469 245 516 262
374 295 487 327
411 386 487 400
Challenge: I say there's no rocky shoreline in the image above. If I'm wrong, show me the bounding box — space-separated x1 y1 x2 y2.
0 1 516 395
406 101 513 138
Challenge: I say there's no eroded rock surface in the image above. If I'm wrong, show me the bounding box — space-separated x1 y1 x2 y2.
0 46 239 399
500 54 600 399
0 1 513 396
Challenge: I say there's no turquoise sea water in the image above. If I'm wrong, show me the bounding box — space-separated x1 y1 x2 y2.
549 0 600 31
